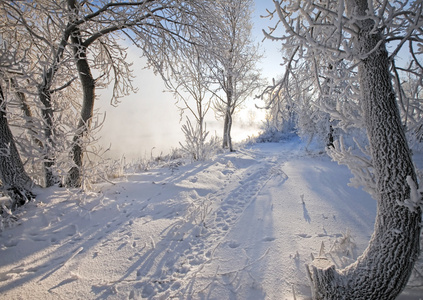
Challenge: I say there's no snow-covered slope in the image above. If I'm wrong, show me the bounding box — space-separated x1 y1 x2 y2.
0 138 421 299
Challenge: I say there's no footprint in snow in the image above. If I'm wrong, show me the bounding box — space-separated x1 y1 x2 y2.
30 236 47 242
296 233 312 238
0 273 12 282
3 239 19 248
228 241 240 248
262 236 276 242
227 199 237 205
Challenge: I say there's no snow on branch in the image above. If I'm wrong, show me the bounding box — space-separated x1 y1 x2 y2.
328 135 376 198
397 176 423 213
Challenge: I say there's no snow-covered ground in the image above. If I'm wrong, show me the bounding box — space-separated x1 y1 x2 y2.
0 138 422 299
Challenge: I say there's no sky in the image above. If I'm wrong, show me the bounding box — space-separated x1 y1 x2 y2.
96 1 283 160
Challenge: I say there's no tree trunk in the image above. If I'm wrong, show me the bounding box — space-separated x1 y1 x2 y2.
308 1 421 299
38 82 56 187
34 3 73 187
0 83 34 210
223 74 234 152
10 78 43 148
65 52 95 187
222 108 233 151
65 10 95 188
37 35 70 187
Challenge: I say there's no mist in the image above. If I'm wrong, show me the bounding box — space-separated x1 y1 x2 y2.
94 0 281 160
96 51 265 160
96 57 183 160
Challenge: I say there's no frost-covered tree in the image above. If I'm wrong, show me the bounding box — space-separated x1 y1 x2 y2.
1 0 87 187
206 0 263 151
0 45 34 210
165 43 214 161
0 84 33 210
1 0 213 187
266 0 423 298
64 0 139 187
394 64 423 146
259 46 333 146
63 0 212 185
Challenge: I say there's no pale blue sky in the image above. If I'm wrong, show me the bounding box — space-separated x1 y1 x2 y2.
97 1 282 160
252 0 284 80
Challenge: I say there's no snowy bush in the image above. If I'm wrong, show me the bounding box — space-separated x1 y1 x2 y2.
329 229 356 258
179 118 221 161
180 118 208 161
328 135 377 198
254 118 297 143
0 200 20 232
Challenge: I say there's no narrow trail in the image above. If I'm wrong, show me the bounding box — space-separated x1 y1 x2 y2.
170 142 376 300
112 146 292 299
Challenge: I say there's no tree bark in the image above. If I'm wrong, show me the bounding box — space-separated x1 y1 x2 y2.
308 1 421 299
10 78 43 148
37 30 73 187
222 108 233 151
222 74 234 152
65 46 95 187
65 0 96 187
0 83 34 210
65 44 95 187
38 78 57 187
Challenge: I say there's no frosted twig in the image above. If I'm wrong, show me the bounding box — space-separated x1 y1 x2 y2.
319 241 326 258
63 247 84 268
150 236 156 249
217 248 270 277
192 265 220 296
397 176 423 213
292 284 297 300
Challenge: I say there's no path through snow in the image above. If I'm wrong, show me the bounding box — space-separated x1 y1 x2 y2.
0 139 422 299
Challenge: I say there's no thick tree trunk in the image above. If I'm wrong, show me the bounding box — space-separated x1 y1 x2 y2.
0 84 34 210
65 51 95 187
65 14 95 188
308 1 421 299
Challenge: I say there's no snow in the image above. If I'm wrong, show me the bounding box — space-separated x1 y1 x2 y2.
399 176 423 213
0 137 422 299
